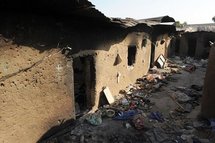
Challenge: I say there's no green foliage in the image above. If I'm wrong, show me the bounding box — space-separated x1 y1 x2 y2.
174 21 187 28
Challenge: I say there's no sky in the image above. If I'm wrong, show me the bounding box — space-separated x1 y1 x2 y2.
90 0 215 24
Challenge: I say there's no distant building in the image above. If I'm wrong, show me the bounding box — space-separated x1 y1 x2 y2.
171 23 215 58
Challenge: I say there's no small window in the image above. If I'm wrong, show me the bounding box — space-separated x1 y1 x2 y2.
160 39 165 45
142 39 147 47
127 45 137 66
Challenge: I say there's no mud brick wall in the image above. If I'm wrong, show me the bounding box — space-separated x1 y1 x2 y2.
0 39 75 143
154 34 171 61
93 32 151 109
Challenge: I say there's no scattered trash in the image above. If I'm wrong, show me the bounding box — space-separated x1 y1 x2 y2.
183 64 196 73
146 128 169 142
175 86 201 98
191 84 203 91
105 109 116 118
209 119 215 131
80 135 85 143
192 138 210 143
193 120 210 129
148 111 164 122
153 83 163 90
184 103 193 113
146 74 156 82
200 59 208 68
155 54 166 68
86 111 102 126
181 134 193 142
132 90 145 98
132 114 145 130
114 110 138 120
121 98 129 106
168 93 185 111
146 73 164 82
43 55 211 143
175 92 192 103
124 122 132 129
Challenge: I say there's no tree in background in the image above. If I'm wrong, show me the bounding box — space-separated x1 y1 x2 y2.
213 16 215 22
174 21 187 28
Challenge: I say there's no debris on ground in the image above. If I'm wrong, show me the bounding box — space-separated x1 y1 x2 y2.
85 111 102 126
132 114 145 130
44 57 215 143
114 110 138 120
148 111 165 122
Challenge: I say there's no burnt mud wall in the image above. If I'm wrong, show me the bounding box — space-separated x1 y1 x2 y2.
153 34 171 62
0 12 152 142
0 14 75 143
93 32 151 109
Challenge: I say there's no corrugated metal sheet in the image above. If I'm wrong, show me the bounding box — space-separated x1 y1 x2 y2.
138 15 175 25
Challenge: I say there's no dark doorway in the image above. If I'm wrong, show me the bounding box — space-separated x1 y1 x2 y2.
150 36 157 67
127 45 137 66
175 39 180 55
73 56 95 116
188 38 197 57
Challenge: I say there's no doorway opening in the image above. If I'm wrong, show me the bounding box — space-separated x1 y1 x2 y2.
73 56 95 117
175 39 180 56
127 45 137 66
188 38 197 57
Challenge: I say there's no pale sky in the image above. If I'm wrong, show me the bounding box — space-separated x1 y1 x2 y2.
90 0 215 24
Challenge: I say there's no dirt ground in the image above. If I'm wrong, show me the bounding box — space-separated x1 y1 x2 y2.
41 57 215 143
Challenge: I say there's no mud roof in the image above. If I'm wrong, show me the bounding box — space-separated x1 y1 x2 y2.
138 15 175 25
110 18 142 28
183 23 215 32
0 0 109 21
0 1 175 31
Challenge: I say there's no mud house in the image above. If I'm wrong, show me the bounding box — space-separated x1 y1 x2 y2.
0 0 177 142
72 18 153 114
138 16 176 65
72 16 176 114
0 0 113 142
171 23 215 58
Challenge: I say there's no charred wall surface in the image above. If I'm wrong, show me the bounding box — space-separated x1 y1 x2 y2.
0 14 75 143
93 32 151 109
0 12 153 142
153 33 171 62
